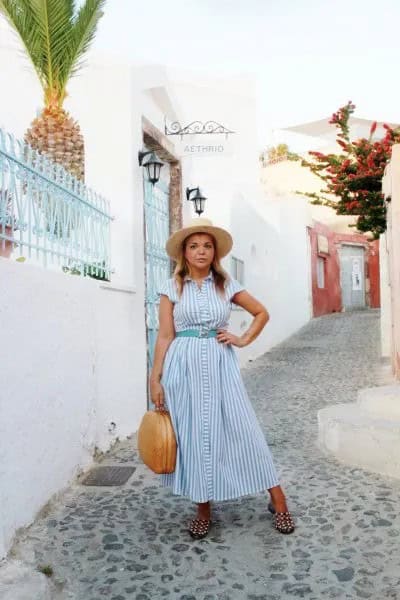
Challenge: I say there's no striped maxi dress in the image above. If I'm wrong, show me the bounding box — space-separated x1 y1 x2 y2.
158 272 279 503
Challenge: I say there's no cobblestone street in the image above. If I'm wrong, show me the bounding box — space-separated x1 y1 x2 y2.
6 309 400 599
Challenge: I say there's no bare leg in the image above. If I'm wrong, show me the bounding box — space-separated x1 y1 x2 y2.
267 485 295 534
196 501 211 520
188 501 212 538
268 485 289 512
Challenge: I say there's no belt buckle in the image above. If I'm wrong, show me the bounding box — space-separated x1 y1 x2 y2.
198 329 208 338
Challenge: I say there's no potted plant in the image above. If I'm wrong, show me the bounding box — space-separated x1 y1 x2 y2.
62 260 110 281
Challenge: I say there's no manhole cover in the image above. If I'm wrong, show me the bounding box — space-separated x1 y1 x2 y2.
81 466 136 486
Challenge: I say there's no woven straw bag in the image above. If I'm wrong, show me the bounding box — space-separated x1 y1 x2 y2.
138 410 177 474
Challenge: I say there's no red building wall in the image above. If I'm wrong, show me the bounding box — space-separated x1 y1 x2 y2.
368 239 380 309
309 224 342 317
309 222 380 318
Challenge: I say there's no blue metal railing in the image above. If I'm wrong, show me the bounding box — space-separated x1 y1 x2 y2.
0 128 113 280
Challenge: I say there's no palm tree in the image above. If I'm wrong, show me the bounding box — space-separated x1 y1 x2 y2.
0 0 106 181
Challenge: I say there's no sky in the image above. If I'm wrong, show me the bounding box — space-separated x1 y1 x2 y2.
53 1 400 149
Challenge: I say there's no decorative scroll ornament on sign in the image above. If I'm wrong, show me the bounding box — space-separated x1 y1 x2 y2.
164 118 235 139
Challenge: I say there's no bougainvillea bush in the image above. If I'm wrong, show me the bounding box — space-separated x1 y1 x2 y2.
300 101 400 238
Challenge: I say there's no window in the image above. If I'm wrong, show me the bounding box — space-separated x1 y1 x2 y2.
317 257 325 289
231 256 245 285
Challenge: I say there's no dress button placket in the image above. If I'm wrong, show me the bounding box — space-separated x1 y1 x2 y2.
197 282 213 498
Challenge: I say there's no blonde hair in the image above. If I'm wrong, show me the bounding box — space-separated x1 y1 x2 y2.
173 233 228 296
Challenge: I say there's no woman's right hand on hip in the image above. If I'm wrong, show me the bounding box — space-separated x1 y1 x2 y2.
150 380 165 410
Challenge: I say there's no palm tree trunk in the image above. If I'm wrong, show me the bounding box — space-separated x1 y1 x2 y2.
25 106 85 181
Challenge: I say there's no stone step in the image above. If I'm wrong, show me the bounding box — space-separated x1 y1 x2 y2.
0 561 52 600
357 383 400 419
318 402 400 479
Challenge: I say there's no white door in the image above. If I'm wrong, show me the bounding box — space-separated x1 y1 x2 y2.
339 245 366 309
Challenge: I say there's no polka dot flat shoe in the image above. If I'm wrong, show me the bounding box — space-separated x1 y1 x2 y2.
188 518 212 539
268 502 295 535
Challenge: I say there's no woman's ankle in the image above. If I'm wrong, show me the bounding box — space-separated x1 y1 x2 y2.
196 501 211 519
268 486 288 512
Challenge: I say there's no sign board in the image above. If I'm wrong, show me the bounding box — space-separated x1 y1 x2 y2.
175 136 236 159
317 234 329 254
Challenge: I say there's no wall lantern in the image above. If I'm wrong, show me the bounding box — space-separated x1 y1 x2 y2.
138 150 163 185
186 187 207 216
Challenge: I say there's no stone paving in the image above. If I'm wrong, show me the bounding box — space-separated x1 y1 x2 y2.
6 310 400 599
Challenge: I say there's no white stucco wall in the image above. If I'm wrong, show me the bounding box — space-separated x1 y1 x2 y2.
261 158 358 234
382 147 400 378
228 194 313 361
165 76 313 363
0 29 152 558
379 234 391 358
0 258 147 559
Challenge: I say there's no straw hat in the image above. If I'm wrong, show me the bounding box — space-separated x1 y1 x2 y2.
165 218 233 261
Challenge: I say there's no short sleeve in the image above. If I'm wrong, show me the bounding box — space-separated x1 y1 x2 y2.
226 277 245 301
158 278 178 303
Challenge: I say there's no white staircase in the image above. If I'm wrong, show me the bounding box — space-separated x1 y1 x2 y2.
318 384 400 479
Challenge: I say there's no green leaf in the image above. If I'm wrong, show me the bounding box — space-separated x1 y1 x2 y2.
65 0 106 81
0 0 106 104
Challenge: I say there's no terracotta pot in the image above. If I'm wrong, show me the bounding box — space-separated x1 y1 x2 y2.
0 226 14 258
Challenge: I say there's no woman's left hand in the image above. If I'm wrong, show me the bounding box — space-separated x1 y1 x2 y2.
216 329 246 347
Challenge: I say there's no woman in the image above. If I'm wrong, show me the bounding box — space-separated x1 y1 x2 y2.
150 218 295 539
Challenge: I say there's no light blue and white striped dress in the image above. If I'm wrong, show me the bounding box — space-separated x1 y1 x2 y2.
159 272 279 503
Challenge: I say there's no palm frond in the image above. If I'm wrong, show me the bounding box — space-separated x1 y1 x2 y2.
0 0 43 82
29 0 79 98
61 0 105 84
0 0 105 105
63 0 76 21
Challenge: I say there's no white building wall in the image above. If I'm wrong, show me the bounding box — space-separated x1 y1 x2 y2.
0 24 312 558
229 194 313 361
379 234 391 358
261 158 358 234
166 76 312 363
0 31 151 558
0 259 146 559
382 146 400 378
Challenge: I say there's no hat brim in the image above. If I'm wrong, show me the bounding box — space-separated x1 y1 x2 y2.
166 225 233 261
